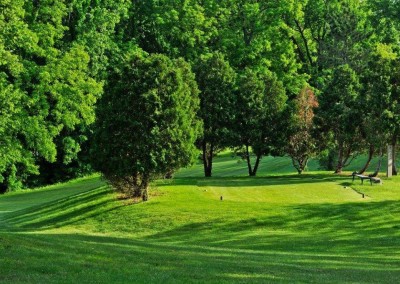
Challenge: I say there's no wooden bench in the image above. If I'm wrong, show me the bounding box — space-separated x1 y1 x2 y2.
352 172 381 185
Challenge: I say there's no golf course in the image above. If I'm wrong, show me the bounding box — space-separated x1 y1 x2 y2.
1 154 399 283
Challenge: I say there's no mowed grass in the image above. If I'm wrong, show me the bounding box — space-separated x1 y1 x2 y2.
1 155 400 283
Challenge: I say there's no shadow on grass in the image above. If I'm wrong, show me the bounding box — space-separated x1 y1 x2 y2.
2 218 400 284
146 200 400 256
156 174 350 188
1 186 123 231
1 176 400 282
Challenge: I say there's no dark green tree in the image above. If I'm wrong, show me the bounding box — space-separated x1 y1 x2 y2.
236 68 287 176
317 65 362 174
194 52 236 177
361 44 400 175
92 51 201 200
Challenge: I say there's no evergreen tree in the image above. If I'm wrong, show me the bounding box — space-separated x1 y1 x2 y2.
92 51 201 200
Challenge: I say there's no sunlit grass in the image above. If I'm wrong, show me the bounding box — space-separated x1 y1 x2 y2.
1 156 400 283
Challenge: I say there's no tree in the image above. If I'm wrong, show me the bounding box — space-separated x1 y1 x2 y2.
0 0 102 192
92 51 201 200
317 65 362 174
235 68 287 176
287 86 318 174
63 0 131 79
361 44 400 175
288 0 372 85
366 0 400 175
194 52 236 177
121 0 215 62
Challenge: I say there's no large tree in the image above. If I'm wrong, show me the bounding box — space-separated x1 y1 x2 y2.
361 44 400 175
235 68 287 176
194 52 236 177
92 51 201 200
317 65 362 174
0 0 102 192
28 0 129 186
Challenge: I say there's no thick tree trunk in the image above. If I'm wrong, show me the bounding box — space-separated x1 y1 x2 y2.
335 147 344 174
251 155 262 176
202 141 213 177
292 157 308 174
358 145 375 174
292 158 301 174
245 145 261 176
335 145 352 174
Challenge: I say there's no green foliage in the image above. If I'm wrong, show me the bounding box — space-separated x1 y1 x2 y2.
0 0 102 192
64 0 130 78
317 65 362 173
1 0 400 190
286 86 319 174
125 0 215 61
92 51 201 199
194 52 237 177
236 68 287 176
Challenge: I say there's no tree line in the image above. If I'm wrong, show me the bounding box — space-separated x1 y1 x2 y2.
1 0 399 200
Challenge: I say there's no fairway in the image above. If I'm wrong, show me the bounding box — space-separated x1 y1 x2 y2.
1 157 400 283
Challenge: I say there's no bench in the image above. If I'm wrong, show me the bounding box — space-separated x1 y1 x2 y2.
351 172 381 185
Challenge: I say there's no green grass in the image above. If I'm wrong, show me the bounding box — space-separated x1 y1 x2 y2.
176 151 395 177
1 155 400 283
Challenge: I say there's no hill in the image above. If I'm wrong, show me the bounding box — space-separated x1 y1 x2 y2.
1 156 400 283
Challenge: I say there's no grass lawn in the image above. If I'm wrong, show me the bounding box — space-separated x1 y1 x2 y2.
1 155 400 283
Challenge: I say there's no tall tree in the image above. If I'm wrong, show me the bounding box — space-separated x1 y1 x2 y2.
92 51 201 200
286 86 319 174
236 68 287 176
317 65 362 174
366 0 400 175
362 44 400 175
0 0 57 192
194 52 236 177
219 0 304 175
0 0 102 192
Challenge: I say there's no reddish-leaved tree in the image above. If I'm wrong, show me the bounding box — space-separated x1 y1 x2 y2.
287 86 319 174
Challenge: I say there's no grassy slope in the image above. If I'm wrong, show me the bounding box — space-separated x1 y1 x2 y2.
1 156 400 283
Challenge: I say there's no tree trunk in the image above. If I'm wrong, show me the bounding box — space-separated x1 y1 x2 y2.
245 144 261 176
202 141 213 177
251 155 262 176
299 158 308 174
141 176 149 201
358 145 375 174
292 157 308 174
392 135 397 176
142 188 148 201
369 148 383 177
335 145 352 174
245 144 253 176
327 151 335 171
291 157 302 174
335 147 344 174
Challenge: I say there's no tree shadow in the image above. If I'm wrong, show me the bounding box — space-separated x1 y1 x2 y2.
2 223 400 283
1 187 123 231
156 174 350 188
145 199 400 258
